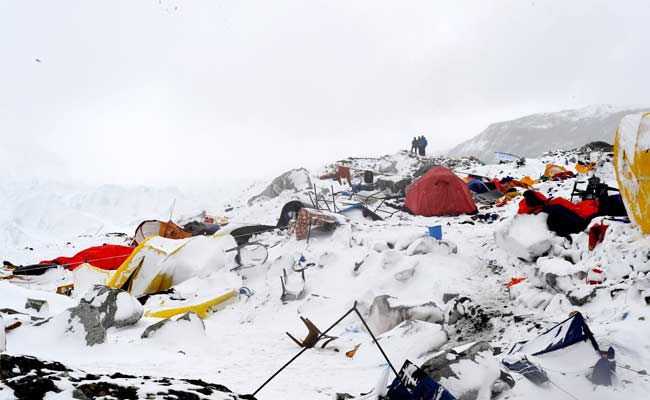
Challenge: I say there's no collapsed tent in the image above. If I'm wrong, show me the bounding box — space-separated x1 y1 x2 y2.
405 167 477 216
338 203 383 221
614 112 650 233
183 221 221 236
39 244 134 271
133 220 193 245
518 190 599 236
504 312 601 380
386 360 457 400
507 312 600 357
544 164 568 177
107 234 238 298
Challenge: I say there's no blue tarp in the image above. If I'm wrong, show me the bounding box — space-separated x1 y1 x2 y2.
467 179 489 194
386 360 457 400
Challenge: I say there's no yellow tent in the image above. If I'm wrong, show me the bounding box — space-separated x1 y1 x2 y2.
107 234 238 298
614 112 650 234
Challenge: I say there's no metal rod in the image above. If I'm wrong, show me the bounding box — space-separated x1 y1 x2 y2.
252 305 357 396
353 307 400 378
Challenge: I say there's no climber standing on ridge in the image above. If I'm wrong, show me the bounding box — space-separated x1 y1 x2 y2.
410 137 418 154
418 135 428 156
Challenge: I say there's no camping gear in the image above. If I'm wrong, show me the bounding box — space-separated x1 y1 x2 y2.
336 165 352 186
591 347 616 386
587 268 605 285
544 164 568 177
614 112 650 234
339 203 383 222
576 162 596 174
232 242 269 268
9 245 134 276
39 244 134 272
501 356 549 385
229 225 276 246
507 312 600 356
404 166 477 217
133 220 193 245
286 316 338 349
507 277 526 287
277 200 307 227
183 221 221 236
280 269 306 301
364 170 374 184
386 360 457 400
291 208 343 241
466 179 489 194
518 190 599 236
143 288 237 319
428 225 442 240
107 234 237 298
588 222 609 250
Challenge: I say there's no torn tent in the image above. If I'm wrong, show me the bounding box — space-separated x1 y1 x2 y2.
386 360 457 400
107 234 238 298
183 221 221 236
38 244 134 271
277 200 307 227
518 190 599 236
504 313 601 383
338 203 383 221
614 112 650 233
507 312 600 358
405 166 477 217
466 179 490 194
133 220 193 245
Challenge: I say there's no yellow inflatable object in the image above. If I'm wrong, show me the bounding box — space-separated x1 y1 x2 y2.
614 112 650 234
144 289 237 319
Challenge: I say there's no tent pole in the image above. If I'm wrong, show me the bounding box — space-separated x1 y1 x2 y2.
252 304 357 396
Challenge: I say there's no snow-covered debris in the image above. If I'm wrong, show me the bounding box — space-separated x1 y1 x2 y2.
0 315 5 352
0 353 251 400
405 237 458 256
141 311 206 340
27 303 106 346
366 295 444 335
248 168 312 204
80 285 143 329
421 341 511 400
494 214 555 261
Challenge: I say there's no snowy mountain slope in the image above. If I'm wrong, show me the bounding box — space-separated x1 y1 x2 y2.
448 105 648 162
2 150 650 400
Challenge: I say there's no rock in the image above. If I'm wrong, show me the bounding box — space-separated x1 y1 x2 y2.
366 295 444 335
141 311 206 340
443 293 459 303
80 285 143 329
0 353 251 400
567 286 596 306
25 299 48 314
248 168 312 204
421 341 512 400
375 176 412 196
33 303 106 346
405 237 457 256
446 296 493 334
494 214 554 262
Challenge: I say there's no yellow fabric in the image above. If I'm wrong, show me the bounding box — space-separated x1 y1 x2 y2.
143 289 237 318
505 191 521 200
520 176 538 187
544 164 568 177
615 112 650 234
575 163 596 174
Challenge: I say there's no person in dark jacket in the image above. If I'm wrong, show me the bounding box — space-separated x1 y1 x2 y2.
411 137 418 154
417 136 428 156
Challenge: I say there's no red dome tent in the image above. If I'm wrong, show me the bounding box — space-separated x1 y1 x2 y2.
405 166 477 216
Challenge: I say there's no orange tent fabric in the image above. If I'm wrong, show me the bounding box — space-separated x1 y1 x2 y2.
405 166 477 216
544 164 568 177
575 163 596 174
39 245 134 271
520 176 538 187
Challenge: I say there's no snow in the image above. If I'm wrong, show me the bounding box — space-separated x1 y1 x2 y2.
2 147 650 399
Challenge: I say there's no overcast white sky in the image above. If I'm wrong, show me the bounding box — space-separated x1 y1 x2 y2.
1 0 649 185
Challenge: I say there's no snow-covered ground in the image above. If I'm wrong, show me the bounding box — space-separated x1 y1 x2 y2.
1 149 649 400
